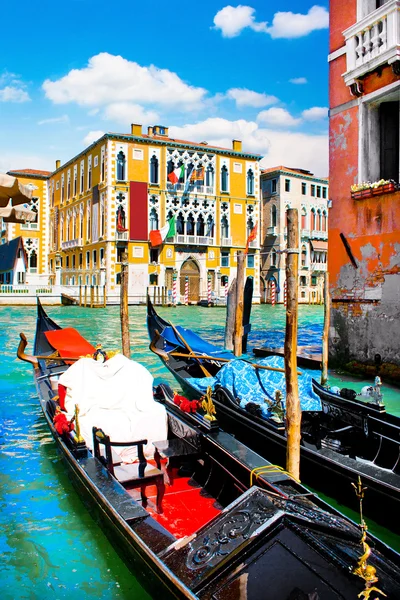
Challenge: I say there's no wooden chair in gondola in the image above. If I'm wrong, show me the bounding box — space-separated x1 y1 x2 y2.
92 427 165 513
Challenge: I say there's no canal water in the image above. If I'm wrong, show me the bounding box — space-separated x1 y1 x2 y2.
1 304 399 599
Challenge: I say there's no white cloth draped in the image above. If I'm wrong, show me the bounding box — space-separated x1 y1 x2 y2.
58 354 167 462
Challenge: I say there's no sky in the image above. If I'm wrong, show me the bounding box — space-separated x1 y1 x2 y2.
0 1 329 177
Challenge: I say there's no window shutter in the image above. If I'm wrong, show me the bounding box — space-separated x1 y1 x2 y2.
380 101 399 181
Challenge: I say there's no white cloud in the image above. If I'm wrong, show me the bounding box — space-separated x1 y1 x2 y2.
43 53 207 111
289 77 308 85
0 86 30 103
257 107 302 127
267 6 329 39
169 117 328 176
0 152 53 173
226 87 278 108
38 115 69 125
302 106 328 121
213 5 267 37
103 102 159 125
83 131 105 146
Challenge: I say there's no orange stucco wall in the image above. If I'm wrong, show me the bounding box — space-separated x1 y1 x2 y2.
329 55 353 109
329 0 356 53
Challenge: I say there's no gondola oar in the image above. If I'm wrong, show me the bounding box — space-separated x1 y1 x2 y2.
168 322 212 378
167 350 302 375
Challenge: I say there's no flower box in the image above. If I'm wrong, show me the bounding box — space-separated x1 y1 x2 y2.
372 182 396 195
351 188 372 199
351 182 397 199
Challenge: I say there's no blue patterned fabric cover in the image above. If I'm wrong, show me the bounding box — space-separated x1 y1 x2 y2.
189 355 321 418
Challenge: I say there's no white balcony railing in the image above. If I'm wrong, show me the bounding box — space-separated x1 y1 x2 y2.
173 235 213 246
343 0 400 85
301 229 310 238
310 230 328 240
221 237 232 246
61 238 83 250
266 226 277 235
166 183 214 195
248 240 258 248
311 263 328 272
116 230 129 241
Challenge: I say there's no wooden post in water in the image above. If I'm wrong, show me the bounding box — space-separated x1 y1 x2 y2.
321 271 330 386
120 252 131 358
79 285 82 307
84 285 87 307
224 278 236 351
233 251 245 357
90 285 94 308
103 285 106 308
284 209 301 481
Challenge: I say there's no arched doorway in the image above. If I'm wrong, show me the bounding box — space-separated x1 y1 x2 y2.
180 258 200 303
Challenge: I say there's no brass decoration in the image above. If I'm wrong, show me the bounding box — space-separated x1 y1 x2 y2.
201 386 217 421
265 389 285 421
74 404 84 443
44 350 61 364
352 476 387 599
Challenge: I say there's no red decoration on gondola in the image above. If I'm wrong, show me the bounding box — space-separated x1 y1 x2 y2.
53 408 75 435
173 393 200 413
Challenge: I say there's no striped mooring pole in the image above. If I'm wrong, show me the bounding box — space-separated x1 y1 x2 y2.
270 280 276 306
207 276 212 306
283 280 287 307
184 276 189 305
172 272 177 306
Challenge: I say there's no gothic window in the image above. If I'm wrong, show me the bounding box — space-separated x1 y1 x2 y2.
116 151 126 181
116 206 127 232
101 148 105 181
206 215 214 238
67 171 71 199
177 213 184 235
61 174 65 202
150 155 159 184
322 211 327 231
196 214 205 236
301 245 307 267
271 205 277 227
247 169 254 195
318 210 322 230
86 203 91 240
311 209 317 230
221 215 229 238
206 165 214 188
187 213 195 235
87 156 92 189
29 250 37 270
80 162 84 193
66 212 71 240
221 165 229 192
149 208 159 231
301 208 307 229
100 196 105 236
247 217 254 239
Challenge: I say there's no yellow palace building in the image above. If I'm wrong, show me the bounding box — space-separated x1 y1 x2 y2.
8 124 261 304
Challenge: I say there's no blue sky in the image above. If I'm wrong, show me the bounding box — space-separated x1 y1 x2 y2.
1 1 329 176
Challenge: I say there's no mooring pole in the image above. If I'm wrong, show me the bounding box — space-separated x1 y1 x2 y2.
233 251 245 356
120 252 131 358
224 278 236 351
321 271 330 386
284 208 301 481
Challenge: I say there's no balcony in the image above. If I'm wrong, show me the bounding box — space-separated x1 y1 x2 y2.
343 1 400 86
116 230 129 241
61 238 83 250
301 229 310 238
173 234 213 246
311 263 328 272
221 237 232 246
266 226 277 236
166 182 214 195
248 240 258 248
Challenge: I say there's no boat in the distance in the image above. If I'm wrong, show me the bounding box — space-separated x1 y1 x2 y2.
147 296 400 533
16 299 400 599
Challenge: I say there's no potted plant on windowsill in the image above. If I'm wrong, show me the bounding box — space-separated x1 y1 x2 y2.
351 179 397 199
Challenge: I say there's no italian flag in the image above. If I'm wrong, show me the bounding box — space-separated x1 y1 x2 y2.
168 165 184 184
149 216 176 247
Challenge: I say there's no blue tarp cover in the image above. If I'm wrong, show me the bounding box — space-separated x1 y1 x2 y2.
189 355 321 418
163 325 235 360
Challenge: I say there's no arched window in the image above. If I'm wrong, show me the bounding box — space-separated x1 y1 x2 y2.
186 213 195 235
186 162 194 187
150 155 159 184
247 169 254 195
86 204 91 240
221 165 229 192
116 151 126 181
66 213 71 240
271 205 277 227
206 215 214 238
318 210 322 231
116 206 127 232
301 245 307 267
247 217 254 239
221 215 229 239
176 213 184 235
322 211 327 231
311 209 317 230
30 250 37 270
149 208 159 231
271 249 277 267
196 214 205 236
301 208 307 229
206 165 214 188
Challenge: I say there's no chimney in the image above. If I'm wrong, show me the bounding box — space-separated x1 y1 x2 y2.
232 139 242 152
131 123 142 136
147 126 154 136
55 159 61 170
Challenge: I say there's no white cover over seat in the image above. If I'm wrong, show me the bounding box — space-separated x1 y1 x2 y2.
58 354 167 462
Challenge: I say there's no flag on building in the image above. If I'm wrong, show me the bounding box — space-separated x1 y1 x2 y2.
167 165 185 184
149 216 176 247
191 167 204 181
245 221 258 254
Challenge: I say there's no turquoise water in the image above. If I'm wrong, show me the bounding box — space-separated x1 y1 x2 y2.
1 304 399 599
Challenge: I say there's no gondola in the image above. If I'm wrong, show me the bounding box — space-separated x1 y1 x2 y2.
147 296 400 533
16 300 400 599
